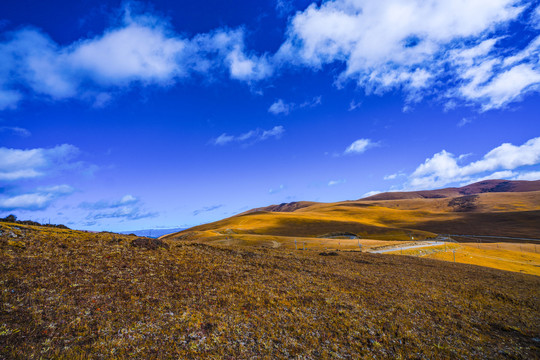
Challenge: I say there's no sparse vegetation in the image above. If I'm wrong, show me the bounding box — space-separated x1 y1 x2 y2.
1 223 539 358
0 214 70 229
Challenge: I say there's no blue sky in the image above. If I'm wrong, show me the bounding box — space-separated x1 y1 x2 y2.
1 0 539 231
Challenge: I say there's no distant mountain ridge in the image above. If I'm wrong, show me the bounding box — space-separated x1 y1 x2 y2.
362 180 540 201
241 201 318 215
243 180 540 214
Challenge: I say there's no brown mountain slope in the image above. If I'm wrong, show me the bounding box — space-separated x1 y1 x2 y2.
164 180 540 242
362 179 540 201
240 201 318 214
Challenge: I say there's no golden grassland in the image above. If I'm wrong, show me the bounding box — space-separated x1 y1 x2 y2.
163 207 438 241
384 243 540 276
1 223 539 359
166 191 540 245
174 233 406 251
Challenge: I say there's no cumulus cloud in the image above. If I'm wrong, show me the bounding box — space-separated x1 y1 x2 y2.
212 126 285 146
0 144 79 181
408 136 540 189
344 138 376 155
83 194 157 221
0 5 272 110
277 0 540 110
0 184 74 211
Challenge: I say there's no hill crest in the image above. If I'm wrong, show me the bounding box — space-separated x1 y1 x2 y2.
362 179 540 201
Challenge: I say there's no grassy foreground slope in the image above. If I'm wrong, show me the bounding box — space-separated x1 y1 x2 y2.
1 222 539 359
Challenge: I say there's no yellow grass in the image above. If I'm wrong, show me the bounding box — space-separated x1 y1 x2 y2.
166 191 540 244
192 234 404 251
164 207 438 241
384 243 540 276
426 244 540 276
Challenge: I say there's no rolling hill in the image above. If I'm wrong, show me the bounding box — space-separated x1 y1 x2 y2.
163 180 540 242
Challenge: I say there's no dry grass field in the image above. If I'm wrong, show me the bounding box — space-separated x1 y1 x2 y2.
384 243 540 276
165 190 540 244
1 222 539 359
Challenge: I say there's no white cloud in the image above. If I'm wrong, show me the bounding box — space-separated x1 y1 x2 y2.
344 138 375 155
457 118 472 127
268 96 322 115
1 1 538 112
268 99 290 115
68 21 186 85
279 0 522 71
534 5 540 28
0 194 52 211
212 126 284 146
408 136 540 189
362 190 382 198
213 133 236 146
513 170 540 180
384 173 404 181
0 126 31 137
80 194 139 210
0 6 272 110
0 184 74 211
0 144 79 181
348 100 362 111
226 48 273 81
468 64 540 111
261 126 285 140
276 0 294 17
193 204 223 216
278 0 540 110
0 89 22 110
82 194 157 221
269 184 285 194
328 179 346 186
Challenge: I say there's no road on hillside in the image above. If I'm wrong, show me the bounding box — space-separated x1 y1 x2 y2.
370 241 446 254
